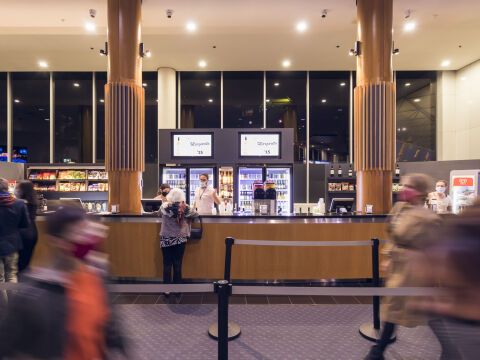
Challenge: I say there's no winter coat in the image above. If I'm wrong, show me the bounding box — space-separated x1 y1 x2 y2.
0 194 30 256
381 201 441 327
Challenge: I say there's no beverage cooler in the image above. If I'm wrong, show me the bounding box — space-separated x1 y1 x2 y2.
237 166 292 214
161 167 187 196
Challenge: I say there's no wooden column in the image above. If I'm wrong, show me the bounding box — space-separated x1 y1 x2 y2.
105 0 145 214
354 0 396 214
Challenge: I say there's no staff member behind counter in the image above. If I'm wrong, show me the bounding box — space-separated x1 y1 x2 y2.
427 179 451 213
154 183 171 203
193 173 220 215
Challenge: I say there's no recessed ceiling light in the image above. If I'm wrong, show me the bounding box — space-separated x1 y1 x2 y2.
205 82 211 87
321 99 327 103
85 22 96 32
282 59 291 68
404 21 416 32
414 98 421 102
296 21 308 33
44 118 50 121
73 83 80 87
266 99 270 102
278 119 283 123
248 121 253 125
405 82 411 87
99 99 104 103
208 98 213 103
397 128 401 131
14 99 20 103
38 60 48 68
145 50 151 58
186 22 197 32
340 82 346 87
199 60 207 68
142 83 147 87
441 60 451 67
461 77 466 81
402 127 407 131
274 82 280 87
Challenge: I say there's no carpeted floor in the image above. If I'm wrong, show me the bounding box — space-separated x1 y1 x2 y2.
118 304 440 360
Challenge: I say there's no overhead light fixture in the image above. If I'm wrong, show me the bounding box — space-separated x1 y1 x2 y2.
44 118 50 121
340 82 346 87
139 43 151 58
405 83 411 87
321 99 327 103
73 83 80 87
145 50 151 58
38 60 48 68
397 128 401 131
85 22 96 32
156 99 159 102
186 22 197 32
282 59 291 68
208 98 213 103
392 41 399 55
14 99 20 103
349 41 360 56
404 21 416 32
266 99 270 102
205 82 211 87
199 60 207 68
441 60 451 67
142 83 147 87
99 99 104 103
296 21 308 33
402 127 407 131
274 82 280 87
414 98 421 102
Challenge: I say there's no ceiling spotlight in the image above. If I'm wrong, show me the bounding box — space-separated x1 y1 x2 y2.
186 22 197 32
340 82 346 87
145 50 151 58
266 99 270 102
44 118 50 121
405 83 411 87
397 128 401 131
414 98 421 102
296 21 308 33
248 121 253 125
38 60 48 68
404 21 416 32
139 43 151 58
441 60 451 67
142 83 147 87
402 127 407 131
282 59 291 68
73 83 80 87
199 60 207 68
99 99 104 103
14 99 20 103
349 41 360 56
321 9 327 18
321 99 327 103
99 42 108 56
208 99 213 103
393 48 400 55
205 82 211 87
85 22 96 32
274 82 280 87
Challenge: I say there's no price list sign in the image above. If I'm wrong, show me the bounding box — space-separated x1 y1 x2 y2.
240 133 280 157
172 133 213 157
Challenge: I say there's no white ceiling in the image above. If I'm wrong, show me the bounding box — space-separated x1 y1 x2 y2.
0 0 480 71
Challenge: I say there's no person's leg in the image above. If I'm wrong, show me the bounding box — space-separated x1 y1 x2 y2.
364 322 396 360
4 253 19 283
161 246 173 284
172 242 186 284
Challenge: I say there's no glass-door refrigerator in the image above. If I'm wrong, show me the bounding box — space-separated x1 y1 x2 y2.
266 167 292 214
161 167 187 195
218 167 234 207
238 167 263 212
189 167 215 205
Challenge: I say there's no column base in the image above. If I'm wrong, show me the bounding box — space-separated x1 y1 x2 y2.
108 170 143 214
356 170 392 214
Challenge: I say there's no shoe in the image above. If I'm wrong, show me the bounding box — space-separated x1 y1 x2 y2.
364 345 384 360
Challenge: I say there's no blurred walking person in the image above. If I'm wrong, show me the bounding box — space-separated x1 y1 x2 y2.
364 174 441 360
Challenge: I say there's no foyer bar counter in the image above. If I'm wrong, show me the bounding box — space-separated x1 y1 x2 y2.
32 214 388 280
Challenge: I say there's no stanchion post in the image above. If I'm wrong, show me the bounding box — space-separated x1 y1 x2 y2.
224 237 234 282
216 280 231 360
371 238 380 330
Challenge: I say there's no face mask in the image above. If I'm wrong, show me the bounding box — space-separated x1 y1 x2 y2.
398 187 421 202
71 240 96 259
200 182 207 188
436 187 446 193
162 191 168 197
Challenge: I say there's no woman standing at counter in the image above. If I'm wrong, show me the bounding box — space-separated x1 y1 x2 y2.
159 188 198 295
427 179 451 213
193 173 220 215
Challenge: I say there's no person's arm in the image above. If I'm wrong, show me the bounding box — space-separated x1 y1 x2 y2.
212 189 221 205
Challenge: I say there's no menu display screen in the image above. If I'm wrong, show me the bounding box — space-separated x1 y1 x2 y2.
172 133 213 158
239 133 281 157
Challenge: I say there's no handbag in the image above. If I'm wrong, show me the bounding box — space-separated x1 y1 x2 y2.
189 217 203 240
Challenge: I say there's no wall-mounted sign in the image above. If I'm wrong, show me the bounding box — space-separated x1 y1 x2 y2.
172 133 213 158
239 133 281 157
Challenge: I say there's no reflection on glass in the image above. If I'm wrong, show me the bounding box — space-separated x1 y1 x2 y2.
0 73 6 160
12 72 50 163
181 72 220 128
396 71 436 161
266 71 306 162
54 72 92 163
95 72 106 162
309 71 350 163
144 72 158 163
223 71 263 128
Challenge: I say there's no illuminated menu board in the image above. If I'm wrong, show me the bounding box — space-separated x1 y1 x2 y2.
239 133 281 157
172 133 213 158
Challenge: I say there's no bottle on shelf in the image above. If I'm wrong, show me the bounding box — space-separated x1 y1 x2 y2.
337 166 343 177
395 164 400 177
348 164 353 177
330 166 335 176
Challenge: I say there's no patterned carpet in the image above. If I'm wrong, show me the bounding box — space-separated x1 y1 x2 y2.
118 304 440 360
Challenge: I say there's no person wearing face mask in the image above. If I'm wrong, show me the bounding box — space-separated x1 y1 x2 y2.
154 183 171 203
193 173 220 215
0 206 127 359
364 173 441 360
428 180 451 213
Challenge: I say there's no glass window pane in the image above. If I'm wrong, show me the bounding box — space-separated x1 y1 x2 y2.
180 71 220 128
12 72 50 163
144 72 158 163
266 71 306 162
396 71 436 161
223 71 263 128
95 72 107 162
0 73 6 161
54 72 92 163
309 71 350 163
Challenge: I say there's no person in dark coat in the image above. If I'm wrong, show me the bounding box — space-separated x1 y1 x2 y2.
15 181 39 272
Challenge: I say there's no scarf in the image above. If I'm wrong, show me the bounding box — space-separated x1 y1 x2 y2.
0 192 15 207
163 202 187 227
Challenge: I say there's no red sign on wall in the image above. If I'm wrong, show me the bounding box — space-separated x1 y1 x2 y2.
453 177 474 187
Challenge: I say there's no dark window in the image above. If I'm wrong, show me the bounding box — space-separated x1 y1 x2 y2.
11 72 50 163
54 72 93 163
223 71 263 128
180 71 220 128
396 71 436 161
144 72 158 163
95 72 107 162
266 71 306 162
0 73 6 159
309 71 350 163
